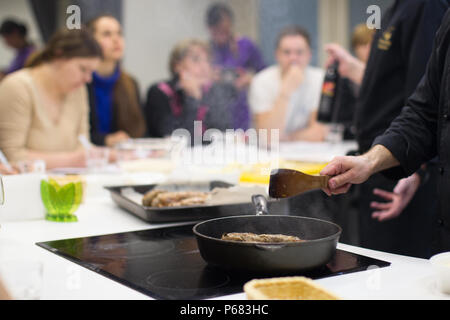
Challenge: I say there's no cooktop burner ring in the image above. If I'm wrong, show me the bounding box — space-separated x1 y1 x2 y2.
73 238 176 260
145 267 231 292
37 224 391 300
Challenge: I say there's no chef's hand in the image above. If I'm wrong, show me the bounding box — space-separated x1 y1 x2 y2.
320 155 374 196
371 173 421 222
320 145 400 196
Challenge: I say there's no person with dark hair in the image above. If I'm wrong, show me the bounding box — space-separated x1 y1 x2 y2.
145 39 234 140
0 19 35 80
0 28 103 169
86 15 146 147
206 2 265 130
249 25 327 142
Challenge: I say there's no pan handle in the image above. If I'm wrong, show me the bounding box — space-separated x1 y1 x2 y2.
251 194 269 216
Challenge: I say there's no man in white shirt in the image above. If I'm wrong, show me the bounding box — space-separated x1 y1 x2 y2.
249 26 327 142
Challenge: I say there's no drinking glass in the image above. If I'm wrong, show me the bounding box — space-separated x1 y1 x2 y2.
85 147 110 172
326 123 345 144
16 159 46 174
40 178 83 222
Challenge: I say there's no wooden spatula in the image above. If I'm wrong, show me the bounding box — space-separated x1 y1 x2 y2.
269 168 330 198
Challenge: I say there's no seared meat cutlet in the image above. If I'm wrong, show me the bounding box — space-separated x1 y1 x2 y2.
167 196 209 207
142 189 167 206
154 191 209 207
221 232 303 243
142 190 210 208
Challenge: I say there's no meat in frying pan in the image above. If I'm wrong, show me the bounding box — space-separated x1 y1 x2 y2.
221 232 303 243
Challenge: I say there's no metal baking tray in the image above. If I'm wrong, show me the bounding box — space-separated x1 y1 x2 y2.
105 181 287 223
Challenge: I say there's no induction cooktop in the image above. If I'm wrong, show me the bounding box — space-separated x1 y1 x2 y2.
36 224 391 300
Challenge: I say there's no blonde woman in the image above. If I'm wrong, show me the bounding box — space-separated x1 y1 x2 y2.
145 39 235 140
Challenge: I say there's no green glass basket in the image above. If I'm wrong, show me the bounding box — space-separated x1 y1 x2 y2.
40 179 82 222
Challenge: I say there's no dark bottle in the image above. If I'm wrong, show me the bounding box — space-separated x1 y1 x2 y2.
317 61 340 123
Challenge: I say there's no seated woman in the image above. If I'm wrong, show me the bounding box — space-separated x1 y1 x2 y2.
0 28 102 169
86 15 146 147
145 39 235 141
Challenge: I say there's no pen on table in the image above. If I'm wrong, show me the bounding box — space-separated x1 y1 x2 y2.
0 150 13 171
78 135 92 149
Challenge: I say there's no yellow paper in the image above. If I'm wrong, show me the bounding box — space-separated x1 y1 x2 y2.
239 160 328 185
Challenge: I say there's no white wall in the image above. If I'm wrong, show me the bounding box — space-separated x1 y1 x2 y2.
318 0 349 66
0 0 42 69
0 0 259 96
122 0 258 97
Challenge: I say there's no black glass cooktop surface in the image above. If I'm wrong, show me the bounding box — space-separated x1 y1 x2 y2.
36 224 391 300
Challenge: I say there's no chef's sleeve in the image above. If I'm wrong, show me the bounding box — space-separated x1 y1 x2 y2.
372 9 448 179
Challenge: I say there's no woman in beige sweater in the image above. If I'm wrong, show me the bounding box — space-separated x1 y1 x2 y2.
0 28 102 169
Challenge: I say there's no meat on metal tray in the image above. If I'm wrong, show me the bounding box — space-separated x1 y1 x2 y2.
105 181 286 223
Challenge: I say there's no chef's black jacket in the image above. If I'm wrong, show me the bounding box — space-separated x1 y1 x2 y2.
350 0 449 258
356 0 450 153
373 9 450 253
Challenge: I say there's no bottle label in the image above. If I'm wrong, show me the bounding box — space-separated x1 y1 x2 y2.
321 81 336 97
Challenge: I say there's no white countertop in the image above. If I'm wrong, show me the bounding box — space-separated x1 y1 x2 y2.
0 191 447 300
0 141 447 300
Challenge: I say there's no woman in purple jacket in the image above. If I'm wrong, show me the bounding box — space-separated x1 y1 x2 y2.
206 3 265 130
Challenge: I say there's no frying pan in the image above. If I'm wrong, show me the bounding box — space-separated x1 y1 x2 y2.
193 195 342 274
